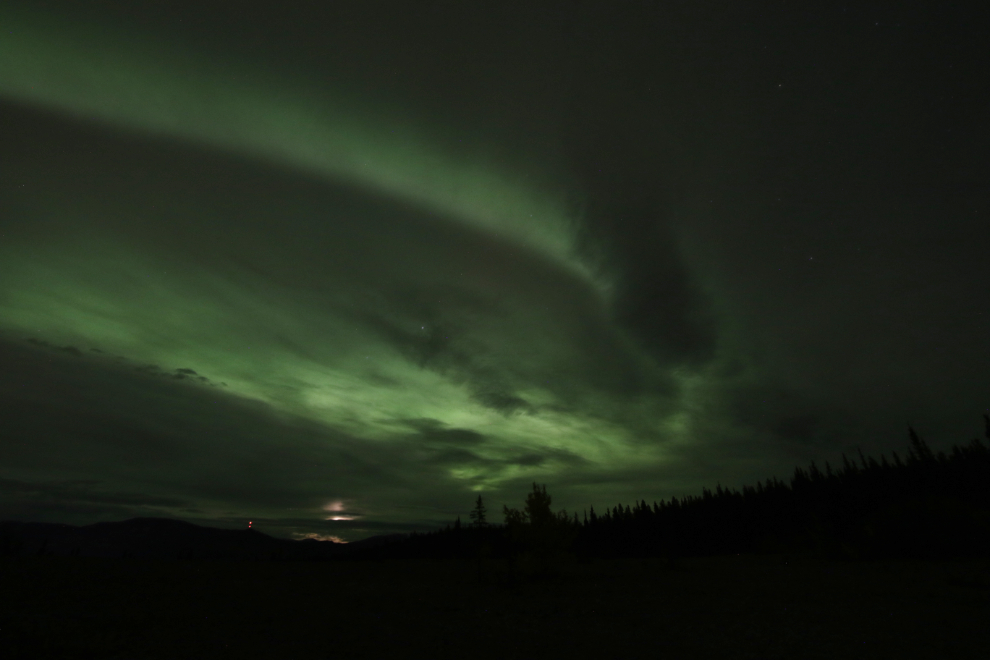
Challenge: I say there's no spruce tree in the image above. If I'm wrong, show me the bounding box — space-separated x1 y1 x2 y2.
469 494 487 527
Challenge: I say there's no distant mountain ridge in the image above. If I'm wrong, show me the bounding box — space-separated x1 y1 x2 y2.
0 517 404 560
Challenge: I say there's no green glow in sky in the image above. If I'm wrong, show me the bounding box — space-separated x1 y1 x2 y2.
0 7 761 539
0 230 670 472
12 2 980 541
0 6 596 287
0 67 720 537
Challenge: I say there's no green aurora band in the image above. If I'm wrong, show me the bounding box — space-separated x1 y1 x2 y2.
0 6 737 533
0 7 591 284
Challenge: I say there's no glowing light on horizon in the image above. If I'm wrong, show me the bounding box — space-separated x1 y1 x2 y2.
294 533 348 543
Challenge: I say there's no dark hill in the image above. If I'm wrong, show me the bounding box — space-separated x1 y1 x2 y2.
0 517 346 560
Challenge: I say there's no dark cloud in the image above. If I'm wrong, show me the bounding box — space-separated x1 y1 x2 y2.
429 447 485 467
351 260 669 418
26 337 84 357
391 417 589 490
20 338 219 387
573 175 717 367
0 476 188 508
409 422 487 447
510 453 546 467
472 390 532 415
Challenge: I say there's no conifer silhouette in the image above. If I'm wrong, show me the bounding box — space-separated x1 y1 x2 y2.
469 494 487 527
502 483 576 578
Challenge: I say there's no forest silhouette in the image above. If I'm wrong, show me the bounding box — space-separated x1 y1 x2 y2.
357 416 990 565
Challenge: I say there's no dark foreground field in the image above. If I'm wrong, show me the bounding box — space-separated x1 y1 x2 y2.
2 554 988 659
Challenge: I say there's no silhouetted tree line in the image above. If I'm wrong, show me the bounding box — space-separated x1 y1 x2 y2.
580 418 990 560
359 417 990 562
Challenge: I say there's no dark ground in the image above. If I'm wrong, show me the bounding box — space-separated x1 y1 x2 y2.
2 553 988 659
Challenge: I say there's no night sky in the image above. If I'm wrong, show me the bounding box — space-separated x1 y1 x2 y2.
1 1 987 541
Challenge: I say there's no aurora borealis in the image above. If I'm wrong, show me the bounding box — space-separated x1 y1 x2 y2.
2 2 987 540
